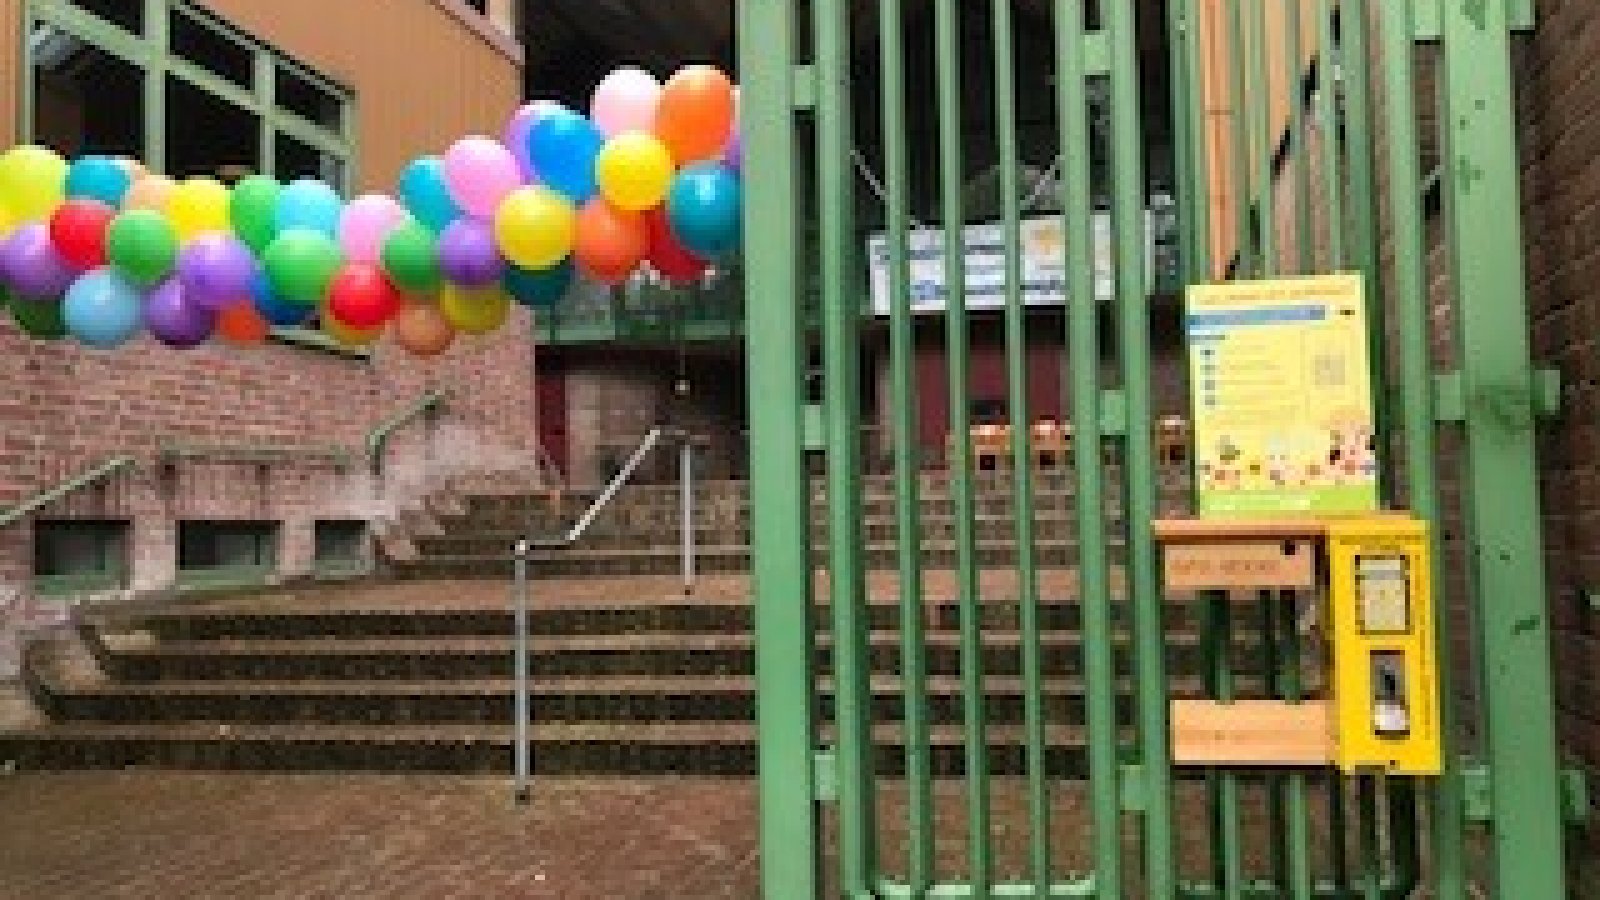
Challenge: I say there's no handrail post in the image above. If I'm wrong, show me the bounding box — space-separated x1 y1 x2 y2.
680 433 694 596
512 538 531 806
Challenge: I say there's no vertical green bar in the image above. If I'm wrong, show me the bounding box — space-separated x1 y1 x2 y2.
1167 0 1198 283
1439 1 1568 895
814 0 876 892
1276 590 1314 900
1055 3 1122 895
1213 596 1245 899
1286 0 1313 275
739 2 818 897
1182 0 1213 283
1225 0 1253 275
1314 0 1344 272
935 0 992 892
990 0 1051 889
145 0 167 172
1106 1 1175 895
1247 0 1275 275
1375 3 1465 896
878 0 934 889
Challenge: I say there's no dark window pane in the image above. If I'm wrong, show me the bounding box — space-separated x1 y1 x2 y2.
171 9 254 89
66 0 143 34
275 66 343 131
178 521 278 570
464 0 489 13
166 76 262 179
34 521 128 579
274 132 345 188
30 22 145 158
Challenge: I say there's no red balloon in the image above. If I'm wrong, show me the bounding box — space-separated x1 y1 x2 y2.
572 199 648 284
49 200 115 270
645 208 708 283
326 262 403 330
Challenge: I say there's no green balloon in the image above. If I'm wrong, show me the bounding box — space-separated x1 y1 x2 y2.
230 175 281 254
9 294 66 340
263 229 343 306
107 210 178 286
381 221 442 292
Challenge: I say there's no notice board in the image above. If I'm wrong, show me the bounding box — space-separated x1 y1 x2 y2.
1186 272 1380 517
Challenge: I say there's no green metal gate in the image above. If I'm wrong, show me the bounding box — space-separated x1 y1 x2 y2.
739 0 1574 897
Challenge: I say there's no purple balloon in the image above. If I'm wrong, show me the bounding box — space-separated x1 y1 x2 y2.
437 218 504 287
143 278 215 348
504 100 564 181
177 235 258 312
725 132 742 171
0 223 78 301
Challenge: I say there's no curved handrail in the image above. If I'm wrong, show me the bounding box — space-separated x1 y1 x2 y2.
365 388 448 470
0 456 137 529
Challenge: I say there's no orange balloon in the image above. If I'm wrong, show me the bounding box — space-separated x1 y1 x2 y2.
217 302 270 343
654 66 735 165
573 199 649 284
392 302 456 358
124 175 174 212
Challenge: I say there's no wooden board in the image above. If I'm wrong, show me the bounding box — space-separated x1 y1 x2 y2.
1153 518 1332 541
1162 539 1317 590
1171 699 1334 767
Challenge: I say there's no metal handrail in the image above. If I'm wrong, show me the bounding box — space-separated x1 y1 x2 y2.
0 456 137 529
365 388 448 471
509 426 678 805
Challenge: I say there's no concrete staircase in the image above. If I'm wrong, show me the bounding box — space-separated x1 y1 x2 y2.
2 469 1247 775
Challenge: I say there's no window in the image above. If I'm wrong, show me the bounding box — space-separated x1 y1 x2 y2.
178 521 278 575
463 0 490 14
25 0 354 192
33 520 130 594
314 520 369 573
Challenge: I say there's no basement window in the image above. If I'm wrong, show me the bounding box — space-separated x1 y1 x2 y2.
178 520 278 582
33 520 130 595
313 520 368 573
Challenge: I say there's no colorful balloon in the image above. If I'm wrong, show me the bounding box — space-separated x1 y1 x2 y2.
655 66 736 165
166 178 231 242
503 258 574 309
381 221 442 292
439 283 510 335
493 186 575 270
437 218 504 287
393 302 456 357
596 132 674 213
275 179 343 238
319 308 381 347
339 194 408 264
1 223 78 300
250 268 312 328
505 100 564 180
645 208 708 283
0 145 68 222
724 132 742 171
106 210 178 287
143 277 214 348
443 137 523 220
176 234 257 311
326 262 402 330
65 156 132 207
0 200 15 240
572 199 648 285
49 200 116 271
216 300 271 343
262 230 343 306
528 110 604 204
63 267 143 348
591 67 662 137
230 176 281 254
666 163 742 259
123 175 175 212
398 157 461 233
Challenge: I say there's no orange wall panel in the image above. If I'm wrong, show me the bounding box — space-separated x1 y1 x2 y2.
0 0 20 149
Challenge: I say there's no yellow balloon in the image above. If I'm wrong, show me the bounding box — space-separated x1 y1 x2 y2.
0 201 16 240
320 308 382 347
166 178 232 242
439 284 511 335
596 132 674 212
125 175 176 212
494 186 575 270
0 144 67 222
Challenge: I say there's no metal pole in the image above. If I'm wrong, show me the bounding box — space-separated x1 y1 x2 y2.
512 538 530 806
680 435 695 595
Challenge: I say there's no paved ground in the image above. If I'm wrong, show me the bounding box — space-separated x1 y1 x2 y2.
0 773 758 899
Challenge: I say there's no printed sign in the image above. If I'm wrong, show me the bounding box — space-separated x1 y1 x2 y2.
1187 272 1379 517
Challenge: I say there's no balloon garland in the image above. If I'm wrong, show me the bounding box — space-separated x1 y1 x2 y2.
0 65 742 354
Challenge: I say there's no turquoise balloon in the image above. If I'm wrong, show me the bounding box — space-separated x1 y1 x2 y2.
63 267 143 348
666 163 742 259
64 156 132 207
528 110 603 204
502 258 574 309
398 157 460 234
274 179 343 238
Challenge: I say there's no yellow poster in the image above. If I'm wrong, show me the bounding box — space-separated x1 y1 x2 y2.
1187 272 1379 518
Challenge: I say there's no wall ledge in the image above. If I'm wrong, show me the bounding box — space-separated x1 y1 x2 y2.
431 0 524 66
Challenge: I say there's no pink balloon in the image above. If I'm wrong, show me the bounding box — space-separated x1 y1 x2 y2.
339 194 408 264
442 137 523 219
505 100 565 180
591 67 663 137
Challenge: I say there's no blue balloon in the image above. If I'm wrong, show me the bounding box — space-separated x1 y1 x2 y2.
63 268 143 349
667 163 742 259
250 269 311 328
64 156 132 207
528 110 604 204
503 258 574 309
274 179 343 238
398 157 461 234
